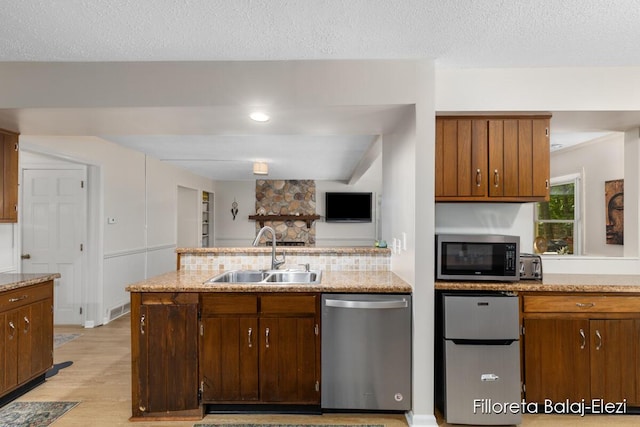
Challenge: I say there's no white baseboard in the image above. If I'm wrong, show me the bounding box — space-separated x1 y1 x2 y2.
406 411 438 427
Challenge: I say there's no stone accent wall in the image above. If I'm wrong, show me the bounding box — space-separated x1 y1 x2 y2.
255 179 317 246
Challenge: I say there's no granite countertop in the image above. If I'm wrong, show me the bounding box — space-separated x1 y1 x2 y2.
436 273 640 293
0 273 61 292
126 269 411 293
176 246 391 255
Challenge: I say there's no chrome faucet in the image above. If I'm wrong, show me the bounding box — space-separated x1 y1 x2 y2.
252 226 286 270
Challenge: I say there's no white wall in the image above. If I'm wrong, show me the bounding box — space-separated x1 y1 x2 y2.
12 137 215 325
0 225 17 272
435 203 535 252
551 134 625 256
315 155 382 247
213 181 256 247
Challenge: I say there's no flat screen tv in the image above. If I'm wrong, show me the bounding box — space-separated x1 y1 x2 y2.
325 192 372 223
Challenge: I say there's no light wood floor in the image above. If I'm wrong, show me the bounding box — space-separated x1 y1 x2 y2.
16 313 640 426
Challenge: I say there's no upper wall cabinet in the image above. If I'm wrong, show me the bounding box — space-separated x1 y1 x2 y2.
435 115 551 203
0 129 19 222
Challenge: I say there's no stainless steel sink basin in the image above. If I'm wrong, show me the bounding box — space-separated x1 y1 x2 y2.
263 271 321 283
204 270 267 283
205 269 322 284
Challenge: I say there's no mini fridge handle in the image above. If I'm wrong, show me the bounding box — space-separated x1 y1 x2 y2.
325 299 408 309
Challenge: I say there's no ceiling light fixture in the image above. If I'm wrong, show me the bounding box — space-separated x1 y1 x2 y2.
249 111 270 122
253 161 269 175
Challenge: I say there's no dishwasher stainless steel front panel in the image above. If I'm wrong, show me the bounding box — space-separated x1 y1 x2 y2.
321 293 412 411
442 294 521 425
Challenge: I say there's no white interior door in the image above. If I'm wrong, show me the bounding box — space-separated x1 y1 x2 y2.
22 169 86 325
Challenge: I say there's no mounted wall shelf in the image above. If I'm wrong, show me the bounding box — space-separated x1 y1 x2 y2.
248 214 321 228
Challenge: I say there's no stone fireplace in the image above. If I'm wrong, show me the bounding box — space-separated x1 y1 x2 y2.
254 179 317 246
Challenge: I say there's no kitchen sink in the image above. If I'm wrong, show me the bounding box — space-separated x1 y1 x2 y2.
205 270 268 283
263 271 321 283
205 269 322 284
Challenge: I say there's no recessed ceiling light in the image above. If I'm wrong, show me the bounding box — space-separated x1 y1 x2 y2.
249 112 270 122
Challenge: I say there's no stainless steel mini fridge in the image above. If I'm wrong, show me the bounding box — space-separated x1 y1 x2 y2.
441 294 521 425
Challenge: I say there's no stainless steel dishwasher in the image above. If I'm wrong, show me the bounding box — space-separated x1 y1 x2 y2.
321 293 412 411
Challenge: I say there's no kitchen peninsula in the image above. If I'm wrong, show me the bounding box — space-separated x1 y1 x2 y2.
126 246 412 421
0 273 60 404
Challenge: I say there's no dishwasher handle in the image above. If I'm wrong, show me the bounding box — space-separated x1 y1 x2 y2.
324 298 408 309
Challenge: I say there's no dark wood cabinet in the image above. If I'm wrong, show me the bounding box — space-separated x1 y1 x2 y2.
200 293 320 405
0 281 53 400
131 292 202 421
522 293 640 406
435 116 550 202
0 129 19 223
199 294 259 402
259 295 320 404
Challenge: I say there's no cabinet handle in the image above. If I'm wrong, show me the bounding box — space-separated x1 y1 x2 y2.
248 327 253 348
493 169 499 188
8 321 16 339
9 295 27 303
140 314 146 335
265 327 270 348
576 302 595 309
595 329 603 350
545 179 550 189
23 316 30 333
579 328 586 349
475 169 482 187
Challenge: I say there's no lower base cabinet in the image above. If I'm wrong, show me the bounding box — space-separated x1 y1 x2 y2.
200 293 320 405
130 292 202 420
131 291 321 420
522 293 640 407
0 281 53 401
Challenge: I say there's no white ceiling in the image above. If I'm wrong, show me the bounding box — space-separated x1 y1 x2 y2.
3 1 640 180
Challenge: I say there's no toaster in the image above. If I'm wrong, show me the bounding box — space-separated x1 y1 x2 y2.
519 253 543 280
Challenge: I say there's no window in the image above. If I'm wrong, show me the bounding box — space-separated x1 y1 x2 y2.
534 174 581 255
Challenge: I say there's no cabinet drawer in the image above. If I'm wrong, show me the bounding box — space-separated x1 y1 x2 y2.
0 282 53 312
140 292 198 305
261 295 317 315
523 295 640 313
201 294 258 315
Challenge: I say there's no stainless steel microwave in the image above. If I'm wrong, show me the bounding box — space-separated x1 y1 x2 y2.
436 234 520 282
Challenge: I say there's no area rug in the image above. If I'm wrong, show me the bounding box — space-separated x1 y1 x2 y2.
0 401 79 427
195 425 385 427
53 333 82 349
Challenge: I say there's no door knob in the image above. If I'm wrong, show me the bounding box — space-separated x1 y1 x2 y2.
21 254 31 260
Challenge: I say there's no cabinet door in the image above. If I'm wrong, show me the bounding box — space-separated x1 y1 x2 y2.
0 131 19 223
0 310 19 394
488 118 550 200
435 118 488 199
27 298 53 378
590 319 640 405
524 318 591 403
200 316 258 402
259 316 319 403
134 296 199 417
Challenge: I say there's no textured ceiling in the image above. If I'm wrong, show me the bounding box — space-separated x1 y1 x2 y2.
4 0 640 67
3 1 640 180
